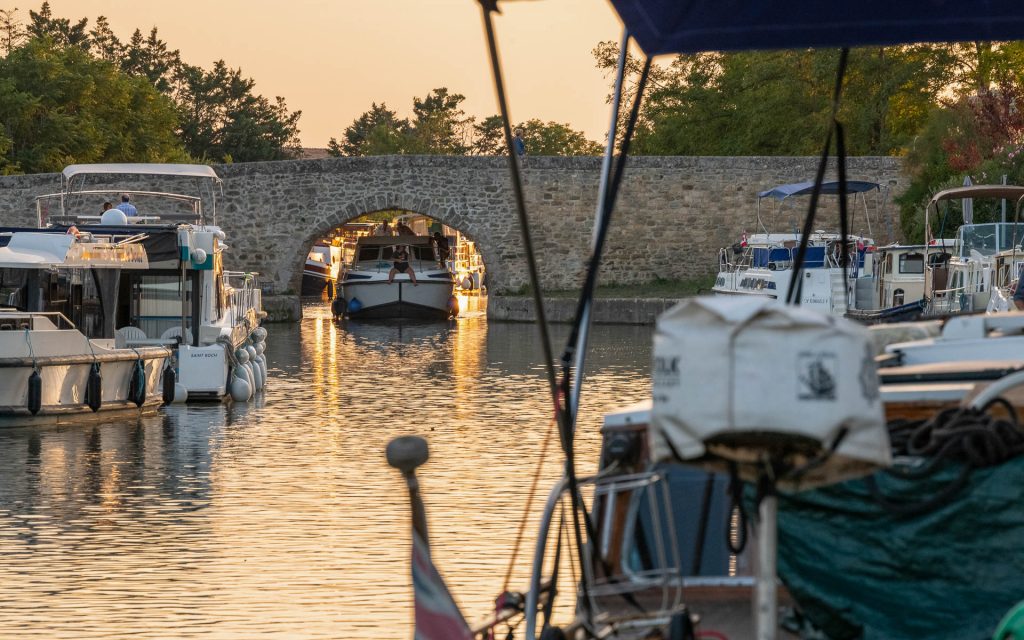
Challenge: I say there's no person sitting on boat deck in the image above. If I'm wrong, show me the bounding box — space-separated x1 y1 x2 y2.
431 231 450 265
395 221 415 236
388 245 418 285
102 201 113 213
116 194 137 216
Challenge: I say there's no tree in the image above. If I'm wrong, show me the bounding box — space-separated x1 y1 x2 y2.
406 87 473 154
0 37 188 174
594 42 950 157
0 8 27 55
121 27 179 93
327 103 410 156
88 15 120 63
27 2 87 49
473 115 602 155
173 60 302 162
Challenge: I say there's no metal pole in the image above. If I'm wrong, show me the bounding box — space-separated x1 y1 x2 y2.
755 495 778 640
1003 174 1008 224
569 28 628 419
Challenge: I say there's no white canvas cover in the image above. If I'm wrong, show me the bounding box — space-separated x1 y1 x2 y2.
651 296 890 490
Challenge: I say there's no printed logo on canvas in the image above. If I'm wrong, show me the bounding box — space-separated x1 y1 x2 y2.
797 351 838 401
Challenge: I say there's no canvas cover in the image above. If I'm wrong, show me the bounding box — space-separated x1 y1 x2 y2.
606 0 1024 56
762 459 1024 639
651 297 890 490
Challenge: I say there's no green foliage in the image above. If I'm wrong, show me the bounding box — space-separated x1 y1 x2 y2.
327 103 410 156
3 3 302 168
473 116 602 156
332 91 602 157
174 60 302 163
0 37 188 174
595 42 948 157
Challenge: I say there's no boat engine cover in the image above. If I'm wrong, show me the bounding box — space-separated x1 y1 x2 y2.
651 296 890 490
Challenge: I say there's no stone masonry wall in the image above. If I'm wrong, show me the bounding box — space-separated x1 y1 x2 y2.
0 156 906 294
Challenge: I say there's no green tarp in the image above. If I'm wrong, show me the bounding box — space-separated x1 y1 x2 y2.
764 458 1024 639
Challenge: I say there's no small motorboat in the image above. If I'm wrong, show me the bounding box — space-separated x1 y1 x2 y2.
337 236 457 319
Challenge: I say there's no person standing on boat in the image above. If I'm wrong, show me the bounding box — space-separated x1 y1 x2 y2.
374 221 392 236
388 245 417 285
116 194 137 216
431 232 450 266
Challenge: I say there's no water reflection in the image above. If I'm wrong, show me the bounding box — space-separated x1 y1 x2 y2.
0 303 651 638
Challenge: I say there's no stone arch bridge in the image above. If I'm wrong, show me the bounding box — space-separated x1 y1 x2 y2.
0 156 904 298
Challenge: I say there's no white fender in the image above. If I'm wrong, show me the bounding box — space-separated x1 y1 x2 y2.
235 348 250 364
241 362 255 400
173 383 189 404
254 341 266 356
246 345 257 362
252 357 265 391
229 371 251 402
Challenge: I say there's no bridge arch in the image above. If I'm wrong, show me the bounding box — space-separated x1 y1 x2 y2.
291 201 495 296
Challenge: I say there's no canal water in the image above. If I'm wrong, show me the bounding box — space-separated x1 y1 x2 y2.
0 301 653 639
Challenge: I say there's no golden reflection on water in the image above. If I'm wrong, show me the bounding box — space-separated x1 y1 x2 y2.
0 302 652 638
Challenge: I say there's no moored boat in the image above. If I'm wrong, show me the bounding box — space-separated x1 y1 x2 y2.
0 230 170 426
712 180 879 315
338 236 457 319
35 163 269 404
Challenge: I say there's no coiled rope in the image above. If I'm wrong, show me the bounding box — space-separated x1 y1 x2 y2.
870 398 1024 516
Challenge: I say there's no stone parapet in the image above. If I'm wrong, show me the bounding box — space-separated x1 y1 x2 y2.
0 156 907 298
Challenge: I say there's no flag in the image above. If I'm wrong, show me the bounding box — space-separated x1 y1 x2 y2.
412 529 473 640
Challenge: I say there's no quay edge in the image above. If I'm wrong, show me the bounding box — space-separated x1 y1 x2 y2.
487 296 681 325
262 295 303 323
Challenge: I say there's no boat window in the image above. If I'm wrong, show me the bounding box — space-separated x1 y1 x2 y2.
79 269 104 338
357 246 379 262
0 268 27 309
899 253 924 274
893 288 905 306
413 246 435 261
381 246 395 261
130 274 192 339
767 281 777 290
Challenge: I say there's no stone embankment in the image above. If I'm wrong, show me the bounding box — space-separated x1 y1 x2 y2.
488 296 682 325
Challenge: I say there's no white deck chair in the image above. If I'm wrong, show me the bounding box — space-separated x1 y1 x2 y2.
160 326 194 345
115 326 147 348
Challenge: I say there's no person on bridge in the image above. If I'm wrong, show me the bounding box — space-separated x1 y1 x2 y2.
513 127 526 162
389 245 418 285
116 194 137 216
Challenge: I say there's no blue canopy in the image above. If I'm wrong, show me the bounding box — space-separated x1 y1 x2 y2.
758 181 880 201
607 1 1024 56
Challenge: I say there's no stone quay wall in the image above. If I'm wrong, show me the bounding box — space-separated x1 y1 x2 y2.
0 156 906 296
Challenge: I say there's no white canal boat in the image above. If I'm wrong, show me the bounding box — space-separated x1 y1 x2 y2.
712 180 879 315
337 236 457 319
33 163 270 405
0 230 171 426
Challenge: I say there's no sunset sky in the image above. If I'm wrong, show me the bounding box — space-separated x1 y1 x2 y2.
40 1 625 148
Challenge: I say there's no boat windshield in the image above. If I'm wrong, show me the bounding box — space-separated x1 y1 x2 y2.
955 223 1024 258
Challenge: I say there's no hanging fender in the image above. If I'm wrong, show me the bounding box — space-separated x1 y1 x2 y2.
162 361 176 405
129 359 146 408
86 362 102 412
27 369 42 415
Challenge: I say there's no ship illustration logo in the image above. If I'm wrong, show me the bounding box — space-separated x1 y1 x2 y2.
798 352 837 401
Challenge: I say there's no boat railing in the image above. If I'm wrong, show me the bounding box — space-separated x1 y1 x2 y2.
929 286 970 314
0 311 76 331
222 271 262 327
524 468 686 639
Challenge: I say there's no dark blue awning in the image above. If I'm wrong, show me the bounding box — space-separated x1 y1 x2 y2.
758 181 880 201
606 1 1024 56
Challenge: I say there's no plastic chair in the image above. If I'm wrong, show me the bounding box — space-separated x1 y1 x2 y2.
115 326 147 348
160 326 194 345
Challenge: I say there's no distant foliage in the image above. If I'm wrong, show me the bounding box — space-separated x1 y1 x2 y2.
0 3 303 173
330 90 602 157
0 38 187 174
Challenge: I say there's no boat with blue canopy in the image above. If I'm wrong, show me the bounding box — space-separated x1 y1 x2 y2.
712 180 880 315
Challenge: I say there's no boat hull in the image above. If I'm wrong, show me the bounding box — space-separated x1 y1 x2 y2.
0 354 168 427
341 277 454 319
